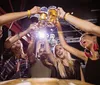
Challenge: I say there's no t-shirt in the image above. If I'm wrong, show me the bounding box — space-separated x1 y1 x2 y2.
85 58 100 85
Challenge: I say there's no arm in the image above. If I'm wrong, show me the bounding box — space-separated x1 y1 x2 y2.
56 21 87 61
37 39 57 67
58 7 100 37
5 23 37 49
44 38 57 67
27 35 35 56
27 37 36 64
80 67 85 81
40 55 53 68
0 6 40 26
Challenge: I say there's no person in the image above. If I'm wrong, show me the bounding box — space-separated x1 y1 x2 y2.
0 6 40 38
38 38 84 81
56 20 100 85
30 40 52 78
58 7 100 37
0 23 38 81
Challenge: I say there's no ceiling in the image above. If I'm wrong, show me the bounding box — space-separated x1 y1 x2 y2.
0 0 100 40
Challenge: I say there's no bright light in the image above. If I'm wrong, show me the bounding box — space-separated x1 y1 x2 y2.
50 29 53 32
38 30 47 39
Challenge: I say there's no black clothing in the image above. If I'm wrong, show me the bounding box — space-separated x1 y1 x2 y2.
51 60 81 80
85 58 100 85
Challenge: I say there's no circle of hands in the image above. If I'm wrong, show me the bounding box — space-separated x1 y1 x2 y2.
29 6 66 31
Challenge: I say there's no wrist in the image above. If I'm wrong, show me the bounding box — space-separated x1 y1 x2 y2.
58 31 63 34
27 28 32 33
27 10 31 18
63 12 70 20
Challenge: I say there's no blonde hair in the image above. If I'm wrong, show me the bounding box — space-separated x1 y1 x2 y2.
53 44 74 78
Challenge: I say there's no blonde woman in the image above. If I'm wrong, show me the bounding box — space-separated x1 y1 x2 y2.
38 38 84 81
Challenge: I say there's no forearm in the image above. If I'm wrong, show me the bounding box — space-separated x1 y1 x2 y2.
56 22 86 61
0 11 28 26
80 67 85 81
45 39 57 66
56 21 66 47
11 28 31 42
27 39 35 56
65 14 99 34
45 38 52 53
41 58 53 68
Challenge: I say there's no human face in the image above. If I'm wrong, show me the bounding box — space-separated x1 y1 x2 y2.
55 45 65 59
80 35 94 49
11 40 23 53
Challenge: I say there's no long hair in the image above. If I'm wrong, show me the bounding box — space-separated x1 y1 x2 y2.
53 44 74 78
11 40 25 58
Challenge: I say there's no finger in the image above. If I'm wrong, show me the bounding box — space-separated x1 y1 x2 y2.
58 7 61 9
38 11 42 14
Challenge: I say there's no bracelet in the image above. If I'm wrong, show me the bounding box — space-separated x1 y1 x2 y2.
58 31 63 34
64 12 70 20
27 10 31 18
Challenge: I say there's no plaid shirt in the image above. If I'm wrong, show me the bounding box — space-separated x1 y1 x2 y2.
0 56 31 81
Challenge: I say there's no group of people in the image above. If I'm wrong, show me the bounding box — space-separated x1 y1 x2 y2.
0 6 100 85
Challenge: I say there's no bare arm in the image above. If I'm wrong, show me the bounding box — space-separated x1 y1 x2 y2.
40 56 53 68
0 12 28 26
56 21 87 61
27 37 36 64
27 36 35 56
58 7 100 37
80 67 85 81
44 38 57 66
5 23 37 48
0 6 40 26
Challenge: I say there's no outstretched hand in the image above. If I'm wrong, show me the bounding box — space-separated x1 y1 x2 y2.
57 7 66 19
30 6 41 15
29 22 39 31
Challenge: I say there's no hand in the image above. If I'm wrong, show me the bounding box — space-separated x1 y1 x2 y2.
29 22 39 31
57 7 66 19
30 6 40 15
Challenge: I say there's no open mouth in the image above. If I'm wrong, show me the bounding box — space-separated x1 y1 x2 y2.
58 52 63 56
83 41 86 44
